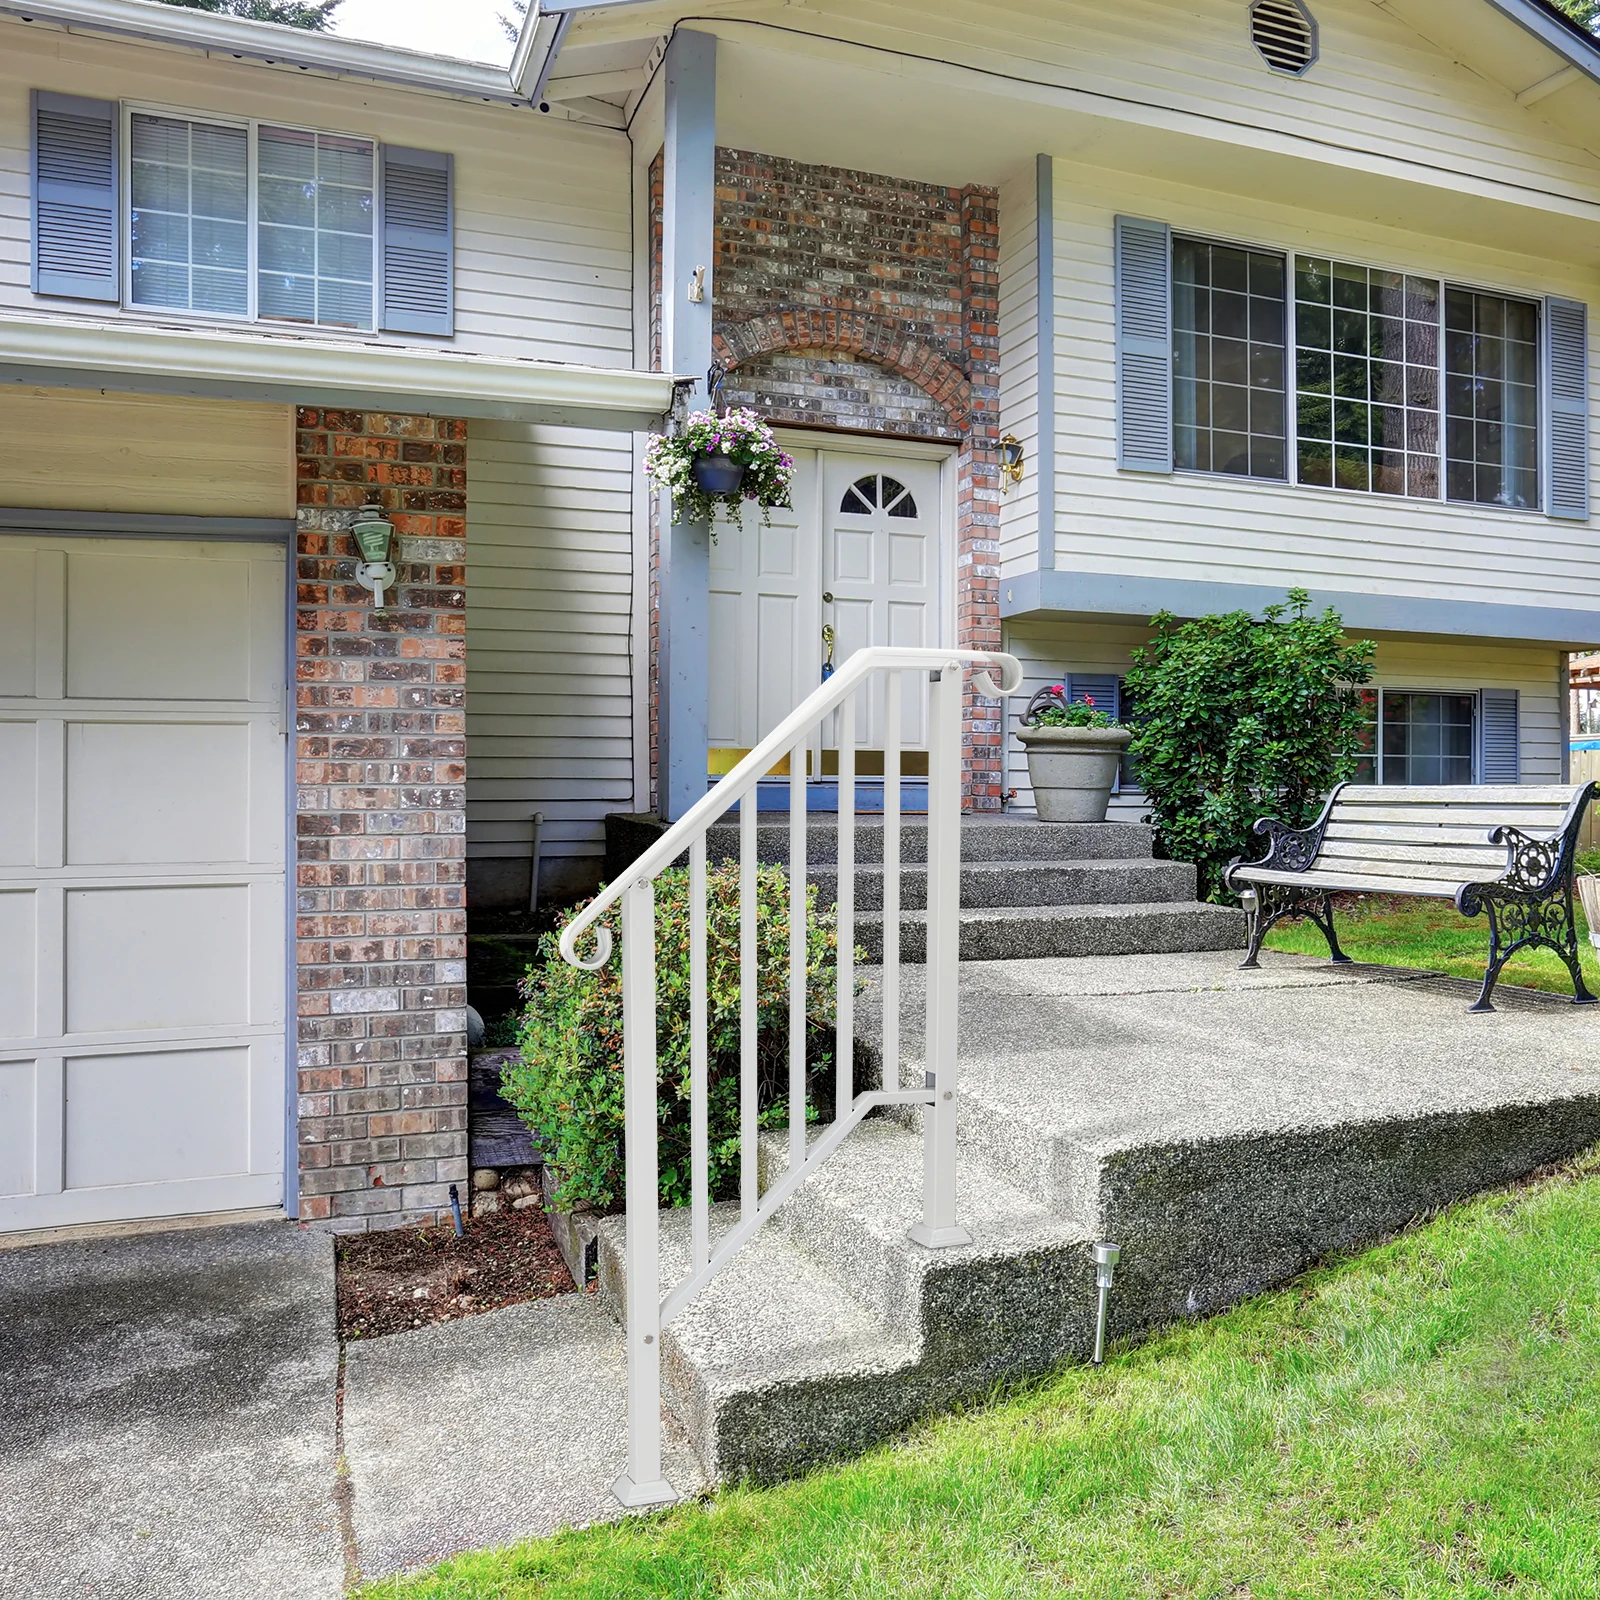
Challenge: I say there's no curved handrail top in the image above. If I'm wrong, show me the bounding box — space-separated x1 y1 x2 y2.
558 646 1024 969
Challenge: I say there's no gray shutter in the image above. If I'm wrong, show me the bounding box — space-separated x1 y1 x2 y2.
1065 675 1120 717
32 90 119 302
1478 688 1520 783
381 146 454 336
1545 297 1589 521
1114 215 1172 473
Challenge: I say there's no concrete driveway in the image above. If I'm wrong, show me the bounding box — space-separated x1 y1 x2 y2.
0 1222 343 1600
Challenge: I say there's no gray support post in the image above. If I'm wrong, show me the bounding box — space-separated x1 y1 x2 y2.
1036 154 1055 572
657 29 717 822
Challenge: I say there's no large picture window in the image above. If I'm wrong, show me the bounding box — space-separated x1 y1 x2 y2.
1353 690 1476 785
1172 236 1288 480
127 109 375 332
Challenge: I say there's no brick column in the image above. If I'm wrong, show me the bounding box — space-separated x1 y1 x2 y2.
293 409 469 1229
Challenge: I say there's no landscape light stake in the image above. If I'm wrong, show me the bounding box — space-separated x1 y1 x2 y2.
1091 1241 1121 1365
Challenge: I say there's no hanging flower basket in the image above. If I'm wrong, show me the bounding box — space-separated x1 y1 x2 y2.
643 408 793 535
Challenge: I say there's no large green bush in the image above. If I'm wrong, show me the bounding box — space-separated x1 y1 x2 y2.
501 862 849 1213
1122 588 1375 901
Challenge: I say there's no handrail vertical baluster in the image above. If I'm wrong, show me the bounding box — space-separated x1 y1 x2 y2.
908 663 971 1248
739 791 757 1221
789 738 807 1171
836 696 855 1119
882 672 901 1102
613 878 675 1507
689 835 709 1273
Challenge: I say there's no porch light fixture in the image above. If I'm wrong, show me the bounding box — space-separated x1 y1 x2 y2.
999 434 1025 493
352 504 397 609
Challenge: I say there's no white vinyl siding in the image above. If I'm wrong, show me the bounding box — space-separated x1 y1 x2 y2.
1002 617 1563 816
3 26 632 368
1009 168 1600 611
465 424 637 870
997 162 1042 575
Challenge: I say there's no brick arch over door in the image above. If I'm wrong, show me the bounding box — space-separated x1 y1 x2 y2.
713 312 973 433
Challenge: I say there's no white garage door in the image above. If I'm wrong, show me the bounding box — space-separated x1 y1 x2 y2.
0 535 288 1233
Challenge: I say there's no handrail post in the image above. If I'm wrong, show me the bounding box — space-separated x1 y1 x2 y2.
909 663 971 1249
613 878 678 1508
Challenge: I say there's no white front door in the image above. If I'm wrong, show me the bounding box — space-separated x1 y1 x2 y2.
0 535 288 1233
708 445 944 776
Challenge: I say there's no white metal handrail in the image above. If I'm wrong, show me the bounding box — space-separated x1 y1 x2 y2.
558 646 1023 1508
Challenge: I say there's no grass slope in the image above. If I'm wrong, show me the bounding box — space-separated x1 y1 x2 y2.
362 1154 1600 1600
1262 893 1600 999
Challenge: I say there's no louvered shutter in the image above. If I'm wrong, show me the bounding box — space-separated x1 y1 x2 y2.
1545 297 1589 521
381 146 454 336
1478 688 1520 783
1114 215 1172 473
32 90 119 302
1065 675 1120 717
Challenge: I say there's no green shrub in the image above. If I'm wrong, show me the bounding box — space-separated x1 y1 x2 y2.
501 862 850 1213
1123 588 1375 901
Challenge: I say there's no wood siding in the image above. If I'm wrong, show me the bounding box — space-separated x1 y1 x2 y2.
1002 617 1565 818
1014 166 1600 609
0 386 293 516
465 423 636 867
0 24 633 369
997 164 1042 577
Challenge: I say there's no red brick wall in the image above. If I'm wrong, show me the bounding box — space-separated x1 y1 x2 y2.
293 409 470 1228
650 148 1005 810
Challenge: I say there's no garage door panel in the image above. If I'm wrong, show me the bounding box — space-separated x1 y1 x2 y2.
66 884 250 1034
0 890 37 1038
67 722 252 866
66 549 255 702
0 546 35 695
65 1046 252 1189
0 1060 35 1196
0 723 36 865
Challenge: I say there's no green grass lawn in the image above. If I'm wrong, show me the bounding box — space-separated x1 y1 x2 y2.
1262 889 1600 999
362 1154 1600 1600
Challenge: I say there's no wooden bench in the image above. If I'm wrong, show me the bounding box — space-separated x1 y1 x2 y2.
1225 783 1598 1012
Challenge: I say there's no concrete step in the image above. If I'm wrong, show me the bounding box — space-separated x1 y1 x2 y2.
855 899 1247 962
596 1121 1097 1482
811 856 1197 912
704 817 1156 867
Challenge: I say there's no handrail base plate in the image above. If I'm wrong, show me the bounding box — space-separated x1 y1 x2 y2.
612 1472 678 1509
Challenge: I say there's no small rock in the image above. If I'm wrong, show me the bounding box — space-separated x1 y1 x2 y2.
512 1194 543 1211
472 1168 501 1192
473 1192 501 1217
412 1287 430 1299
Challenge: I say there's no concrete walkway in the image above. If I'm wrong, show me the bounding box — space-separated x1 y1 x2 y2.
0 1222 343 1600
5 951 1599 1590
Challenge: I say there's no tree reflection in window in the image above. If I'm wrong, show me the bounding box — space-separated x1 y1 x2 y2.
840 475 918 518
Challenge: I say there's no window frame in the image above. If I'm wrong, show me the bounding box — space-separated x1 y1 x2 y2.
119 99 382 335
1160 223 1552 516
1355 685 1480 786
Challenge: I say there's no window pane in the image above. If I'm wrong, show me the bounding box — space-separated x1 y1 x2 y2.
1380 692 1476 785
257 126 375 332
1296 257 1441 499
1443 288 1540 510
129 113 247 315
1172 237 1287 481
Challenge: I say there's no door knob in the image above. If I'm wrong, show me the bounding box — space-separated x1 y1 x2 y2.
821 592 834 605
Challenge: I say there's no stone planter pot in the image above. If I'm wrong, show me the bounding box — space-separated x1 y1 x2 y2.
1017 724 1133 822
691 452 746 495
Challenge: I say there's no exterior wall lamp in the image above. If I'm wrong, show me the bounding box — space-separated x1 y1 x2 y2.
999 434 1025 493
352 505 397 609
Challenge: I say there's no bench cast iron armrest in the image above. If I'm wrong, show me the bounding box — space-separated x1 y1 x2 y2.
1224 784 1346 889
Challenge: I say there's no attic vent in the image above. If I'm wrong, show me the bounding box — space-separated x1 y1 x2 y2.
1250 0 1318 75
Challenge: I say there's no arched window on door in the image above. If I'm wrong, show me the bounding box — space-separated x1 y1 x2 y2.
839 474 918 518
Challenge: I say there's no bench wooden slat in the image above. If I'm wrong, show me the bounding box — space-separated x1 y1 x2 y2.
1338 784 1582 806
1235 865 1472 898
1322 805 1568 829
1318 838 1508 870
1323 821 1514 848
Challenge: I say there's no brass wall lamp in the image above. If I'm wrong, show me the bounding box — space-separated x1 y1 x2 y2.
999 434 1025 492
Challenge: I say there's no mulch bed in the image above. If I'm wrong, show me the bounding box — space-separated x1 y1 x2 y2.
335 1200 576 1340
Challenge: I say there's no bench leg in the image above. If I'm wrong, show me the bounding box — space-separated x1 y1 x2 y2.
1238 884 1328 970
1306 893 1352 965
1466 890 1599 1013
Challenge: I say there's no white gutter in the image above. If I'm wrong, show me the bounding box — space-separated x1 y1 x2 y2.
0 0 532 102
0 314 682 432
